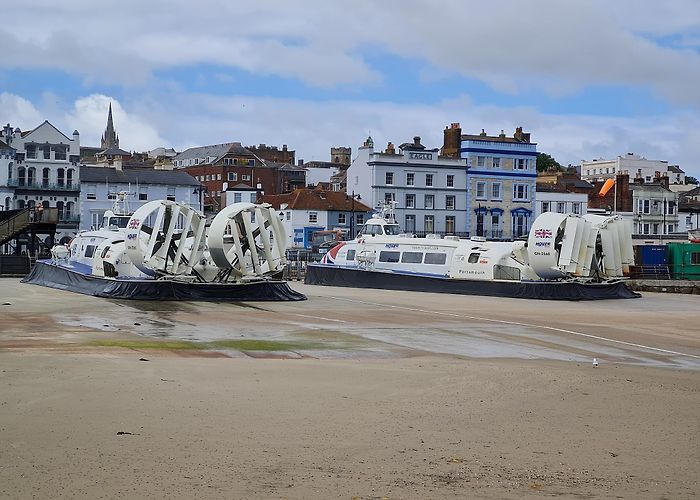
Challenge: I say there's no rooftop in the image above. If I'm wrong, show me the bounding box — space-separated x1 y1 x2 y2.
80 166 200 186
260 189 372 212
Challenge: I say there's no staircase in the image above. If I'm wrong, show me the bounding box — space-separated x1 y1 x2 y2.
0 209 31 246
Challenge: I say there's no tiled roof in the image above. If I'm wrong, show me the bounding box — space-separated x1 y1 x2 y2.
99 147 131 156
173 142 253 164
260 189 372 212
80 166 200 186
667 165 685 174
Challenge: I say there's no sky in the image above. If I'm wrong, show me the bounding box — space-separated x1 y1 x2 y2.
2 0 700 178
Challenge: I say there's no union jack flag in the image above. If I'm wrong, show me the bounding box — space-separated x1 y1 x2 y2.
534 228 552 238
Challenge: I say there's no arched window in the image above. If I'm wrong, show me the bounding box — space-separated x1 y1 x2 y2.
43 167 50 187
65 201 73 218
57 168 65 187
56 201 64 220
27 167 36 186
66 169 74 188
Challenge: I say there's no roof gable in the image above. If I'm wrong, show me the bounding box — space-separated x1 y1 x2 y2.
21 120 73 143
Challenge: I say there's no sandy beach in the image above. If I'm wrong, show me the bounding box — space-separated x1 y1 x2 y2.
1 279 699 498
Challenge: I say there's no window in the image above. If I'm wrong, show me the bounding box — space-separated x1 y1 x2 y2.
405 194 416 208
309 212 318 223
54 146 66 161
491 182 501 200
691 252 700 265
406 172 415 186
468 252 480 264
26 145 36 159
167 187 176 201
477 156 485 168
338 213 346 224
445 215 455 234
424 215 434 232
385 192 396 203
86 185 96 200
425 253 446 265
405 214 416 232
248 159 255 166
424 194 434 209
107 193 117 200
476 182 486 200
346 249 356 261
206 175 211 181
356 214 364 225
385 172 394 185
641 199 650 214
242 175 251 181
513 183 529 201
234 193 242 203
446 195 455 210
572 203 581 215
43 146 50 159
557 202 566 213
446 175 454 187
250 193 257 203
228 172 237 181
513 214 528 237
139 187 148 201
216 174 221 181
401 251 423 263
286 212 291 221
492 157 501 169
667 224 675 234
643 223 650 235
515 158 527 170
653 223 659 235
379 251 400 263
425 174 433 187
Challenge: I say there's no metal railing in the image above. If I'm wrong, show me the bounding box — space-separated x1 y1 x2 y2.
6 179 79 191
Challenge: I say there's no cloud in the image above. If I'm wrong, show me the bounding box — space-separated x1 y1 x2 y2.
4 0 700 104
3 89 699 179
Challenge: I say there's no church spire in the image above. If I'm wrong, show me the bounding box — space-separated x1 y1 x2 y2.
101 101 119 149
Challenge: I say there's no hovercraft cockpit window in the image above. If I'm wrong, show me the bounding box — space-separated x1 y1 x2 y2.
384 224 401 235
467 252 480 264
84 245 96 258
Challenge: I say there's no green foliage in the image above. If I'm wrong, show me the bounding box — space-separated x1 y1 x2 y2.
536 152 563 172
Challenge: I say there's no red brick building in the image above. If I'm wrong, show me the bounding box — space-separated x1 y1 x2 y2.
174 142 304 212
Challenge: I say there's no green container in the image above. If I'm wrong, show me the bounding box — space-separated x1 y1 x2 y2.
667 242 700 280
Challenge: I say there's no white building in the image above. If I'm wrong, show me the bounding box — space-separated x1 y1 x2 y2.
346 136 468 235
0 121 81 243
535 188 588 218
581 153 684 185
630 183 679 236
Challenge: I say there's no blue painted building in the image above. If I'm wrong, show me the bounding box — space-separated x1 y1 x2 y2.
443 124 537 239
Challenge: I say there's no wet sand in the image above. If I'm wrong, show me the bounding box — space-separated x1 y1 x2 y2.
0 279 699 498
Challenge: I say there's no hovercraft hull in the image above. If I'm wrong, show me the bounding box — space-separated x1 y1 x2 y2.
304 264 639 301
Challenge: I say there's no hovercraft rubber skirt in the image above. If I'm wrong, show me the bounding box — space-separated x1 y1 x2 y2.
304 264 640 301
22 261 306 301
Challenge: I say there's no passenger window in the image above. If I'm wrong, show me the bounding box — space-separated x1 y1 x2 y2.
378 251 400 263
346 249 356 261
425 253 447 265
100 246 110 259
84 245 96 258
401 251 423 263
468 252 480 264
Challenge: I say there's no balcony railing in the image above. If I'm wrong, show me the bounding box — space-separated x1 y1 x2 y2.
6 179 79 191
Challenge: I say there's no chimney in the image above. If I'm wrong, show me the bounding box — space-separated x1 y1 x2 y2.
442 123 461 158
514 127 523 141
479 129 487 137
499 130 506 139
385 142 396 154
298 159 303 166
413 136 421 146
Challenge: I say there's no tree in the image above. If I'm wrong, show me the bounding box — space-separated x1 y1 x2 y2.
536 152 563 173
685 175 698 185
